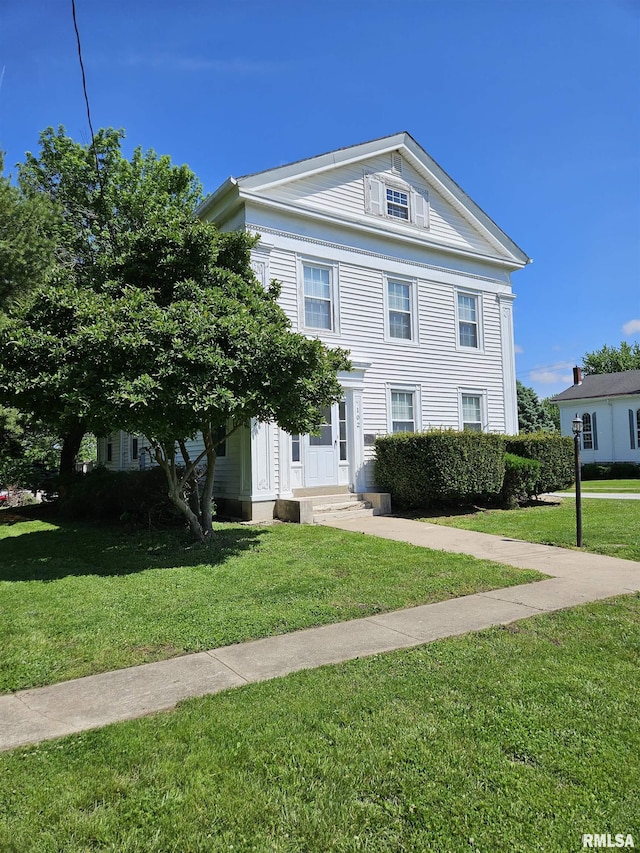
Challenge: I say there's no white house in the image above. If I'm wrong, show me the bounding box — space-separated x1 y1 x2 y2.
553 367 640 464
97 132 530 520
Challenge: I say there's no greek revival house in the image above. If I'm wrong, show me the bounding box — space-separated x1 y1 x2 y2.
97 132 530 520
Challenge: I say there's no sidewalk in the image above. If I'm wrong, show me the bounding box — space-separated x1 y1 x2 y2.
2 515 639 752
546 492 640 500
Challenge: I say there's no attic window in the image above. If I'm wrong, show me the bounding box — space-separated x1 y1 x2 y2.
386 188 409 220
391 152 403 175
365 173 429 229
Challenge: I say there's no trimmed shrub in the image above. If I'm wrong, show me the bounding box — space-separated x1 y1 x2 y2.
501 453 542 507
581 462 640 480
58 466 182 527
375 430 505 509
503 432 574 493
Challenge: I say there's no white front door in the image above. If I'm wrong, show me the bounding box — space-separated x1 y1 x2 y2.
304 404 339 487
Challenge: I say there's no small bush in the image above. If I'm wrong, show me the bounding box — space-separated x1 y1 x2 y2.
501 453 542 507
58 467 182 527
375 430 505 509
504 432 574 494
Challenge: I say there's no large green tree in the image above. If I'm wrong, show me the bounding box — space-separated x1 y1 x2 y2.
0 128 349 540
97 223 349 541
0 127 204 477
582 341 640 375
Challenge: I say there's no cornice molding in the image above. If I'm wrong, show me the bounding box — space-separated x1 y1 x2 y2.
245 222 511 288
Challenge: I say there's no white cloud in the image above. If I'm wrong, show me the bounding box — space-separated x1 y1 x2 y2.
514 344 524 354
528 360 575 386
622 318 640 336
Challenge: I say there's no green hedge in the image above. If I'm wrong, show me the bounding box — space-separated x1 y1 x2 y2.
503 432 574 494
582 461 640 480
375 430 505 509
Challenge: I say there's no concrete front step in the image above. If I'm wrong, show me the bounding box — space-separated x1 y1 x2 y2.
314 507 376 522
274 492 391 524
313 500 372 514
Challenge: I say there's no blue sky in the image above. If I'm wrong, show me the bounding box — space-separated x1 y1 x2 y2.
1 0 639 398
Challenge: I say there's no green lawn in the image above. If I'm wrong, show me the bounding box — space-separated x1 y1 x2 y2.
0 514 542 693
418 498 640 562
1 595 638 852
563 479 640 493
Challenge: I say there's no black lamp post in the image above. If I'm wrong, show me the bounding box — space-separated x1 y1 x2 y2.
572 415 583 547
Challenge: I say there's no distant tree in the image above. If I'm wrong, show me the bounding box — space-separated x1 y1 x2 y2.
540 396 561 432
0 405 60 491
517 381 557 434
0 152 58 309
582 341 640 375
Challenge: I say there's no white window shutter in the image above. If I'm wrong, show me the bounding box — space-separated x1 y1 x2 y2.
412 189 429 229
365 174 384 216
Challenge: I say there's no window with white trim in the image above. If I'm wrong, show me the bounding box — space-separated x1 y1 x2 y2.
457 293 479 349
301 261 338 332
386 187 409 221
388 279 412 340
391 390 416 433
462 394 483 432
131 436 139 461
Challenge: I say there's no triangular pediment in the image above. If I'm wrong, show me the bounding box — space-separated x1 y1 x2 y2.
199 133 529 267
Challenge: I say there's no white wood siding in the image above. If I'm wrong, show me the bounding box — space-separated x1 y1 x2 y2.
258 154 499 257
255 234 511 492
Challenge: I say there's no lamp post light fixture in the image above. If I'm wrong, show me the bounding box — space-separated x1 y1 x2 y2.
572 415 583 547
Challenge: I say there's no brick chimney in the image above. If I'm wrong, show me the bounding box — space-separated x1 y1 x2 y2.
573 366 583 385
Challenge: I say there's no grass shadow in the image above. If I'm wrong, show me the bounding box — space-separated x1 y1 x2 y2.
394 497 562 522
0 512 268 583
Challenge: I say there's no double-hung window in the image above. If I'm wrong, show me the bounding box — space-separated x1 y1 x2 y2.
303 264 332 330
388 279 412 340
391 390 416 433
462 395 483 432
301 261 338 332
386 188 409 221
458 293 479 349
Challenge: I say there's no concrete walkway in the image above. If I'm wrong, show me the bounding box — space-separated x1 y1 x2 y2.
2 516 639 752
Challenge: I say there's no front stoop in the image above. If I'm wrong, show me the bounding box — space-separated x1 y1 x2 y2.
275 492 391 524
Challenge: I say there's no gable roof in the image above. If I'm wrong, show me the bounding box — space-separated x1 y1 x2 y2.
552 369 640 402
198 132 530 268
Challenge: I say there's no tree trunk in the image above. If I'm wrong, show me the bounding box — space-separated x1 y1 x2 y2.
154 441 206 543
200 423 217 540
58 421 86 497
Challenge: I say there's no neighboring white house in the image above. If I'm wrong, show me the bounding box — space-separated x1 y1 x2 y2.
97 132 530 519
553 367 640 464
